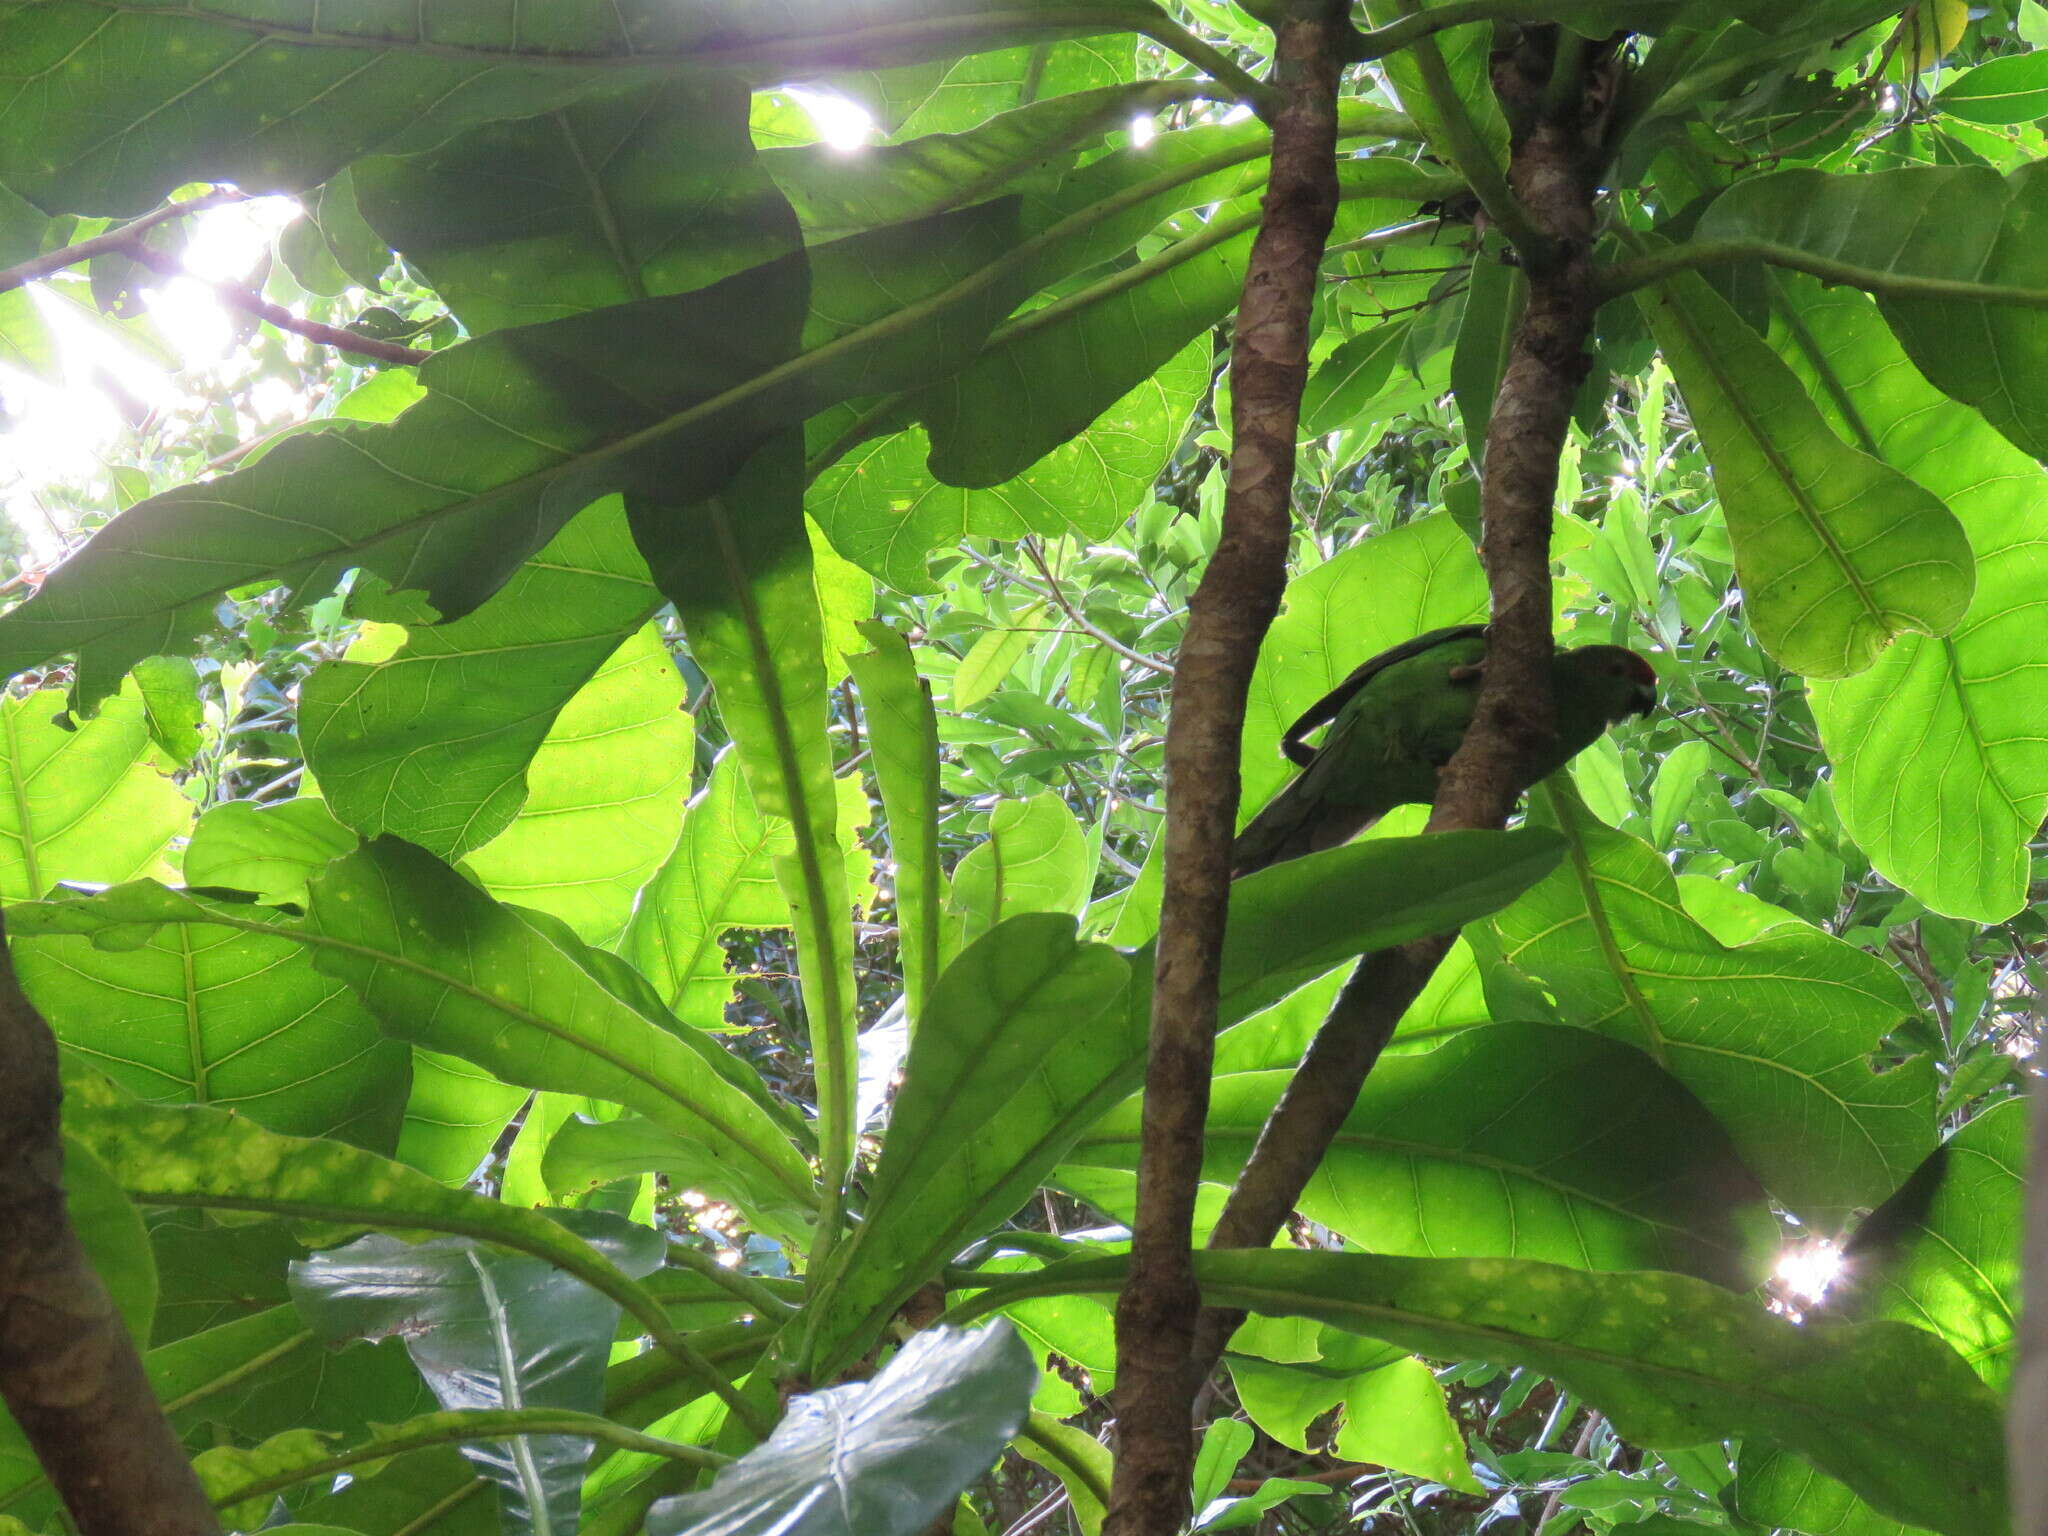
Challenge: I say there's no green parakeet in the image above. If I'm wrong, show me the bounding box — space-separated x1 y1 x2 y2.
1231 624 1657 877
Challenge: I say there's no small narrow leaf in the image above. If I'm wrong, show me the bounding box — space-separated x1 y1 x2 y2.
847 622 944 1025
630 440 857 1235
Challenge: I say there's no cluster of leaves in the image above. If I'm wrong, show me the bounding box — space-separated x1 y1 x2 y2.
0 1 2041 1535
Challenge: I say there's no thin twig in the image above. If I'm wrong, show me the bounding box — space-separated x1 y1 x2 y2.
1536 1412 1604 1532
0 188 246 296
1137 16 1283 116
114 243 430 366
1389 0 1551 266
958 545 1175 678
1023 538 1178 680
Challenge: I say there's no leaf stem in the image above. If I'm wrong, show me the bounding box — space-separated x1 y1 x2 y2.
207 1409 730 1512
1387 0 1550 267
1137 16 1283 115
664 1242 801 1317
0 188 246 295
1598 237 2048 309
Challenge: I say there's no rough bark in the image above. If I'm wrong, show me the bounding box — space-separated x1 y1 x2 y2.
1103 6 1348 1532
0 906 221 1536
2013 1066 2047 1536
1189 25 1608 1373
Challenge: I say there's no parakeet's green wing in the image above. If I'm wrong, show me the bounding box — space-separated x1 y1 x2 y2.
1237 630 1487 876
1280 623 1488 766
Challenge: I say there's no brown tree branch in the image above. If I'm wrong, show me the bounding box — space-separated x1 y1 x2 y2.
0 189 247 295
0 905 222 1536
114 244 430 366
0 206 426 367
2013 1065 2048 1536
1103 4 1349 1533
1188 24 1610 1373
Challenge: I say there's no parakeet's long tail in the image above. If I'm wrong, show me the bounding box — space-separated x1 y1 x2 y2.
1230 779 1379 879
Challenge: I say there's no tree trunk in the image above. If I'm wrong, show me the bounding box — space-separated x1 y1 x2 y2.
1103 5 1348 1532
2013 1066 2047 1535
0 906 222 1536
1190 21 1609 1375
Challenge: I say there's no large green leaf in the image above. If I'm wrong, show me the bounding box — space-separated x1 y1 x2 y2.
810 915 1129 1375
356 78 796 335
0 0 1162 215
812 340 1208 593
845 623 944 1025
15 907 408 1151
61 1134 156 1346
809 829 1564 1378
1736 1445 1928 1536
1640 270 1972 678
954 1250 2007 1536
0 203 1026 712
1359 1 1507 182
1936 50 2048 124
1069 1023 1775 1288
291 1213 664 1536
1837 1096 2024 1388
631 442 858 1231
1760 277 2048 921
301 498 662 863
1730 1076 2023 1536
463 624 693 949
1227 1330 1477 1494
146 1213 301 1344
1490 792 1932 1223
305 838 816 1232
0 684 186 901
765 81 1196 242
0 1304 373 1516
181 798 357 906
946 792 1092 956
290 1326 773 1536
915 160 1453 489
1450 250 1524 464
14 864 813 1223
401 1051 534 1187
648 1325 1035 1536
861 34 1137 137
620 751 793 1027
56 1068 684 1357
1240 514 1489 818
1698 163 2048 461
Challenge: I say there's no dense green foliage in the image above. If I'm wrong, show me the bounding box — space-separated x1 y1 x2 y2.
0 2 2039 1534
